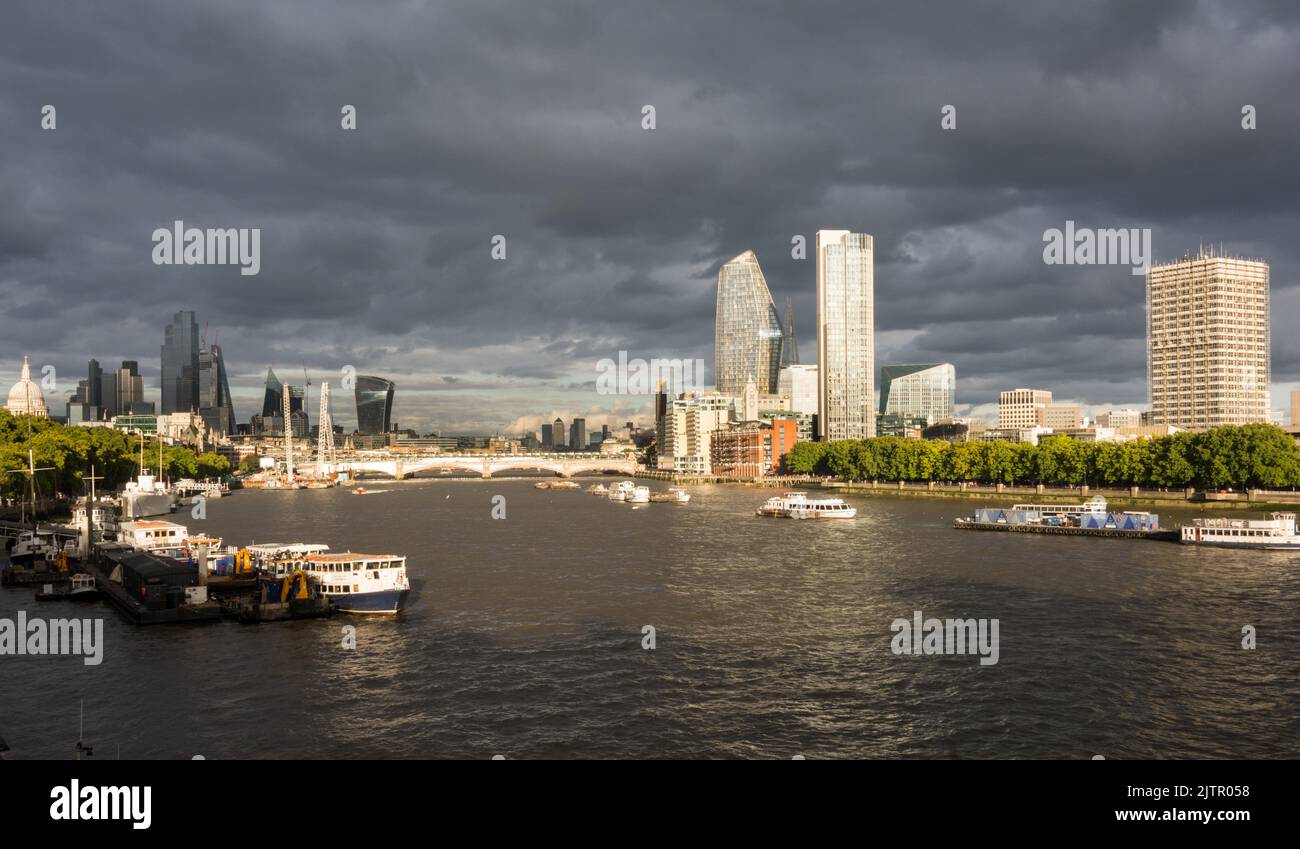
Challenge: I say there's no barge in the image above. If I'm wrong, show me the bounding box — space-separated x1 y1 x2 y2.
954 497 1176 541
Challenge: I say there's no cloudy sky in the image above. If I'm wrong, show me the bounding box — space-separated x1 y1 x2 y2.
2 0 1299 433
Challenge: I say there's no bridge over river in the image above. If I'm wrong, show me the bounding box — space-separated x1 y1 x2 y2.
326 453 638 480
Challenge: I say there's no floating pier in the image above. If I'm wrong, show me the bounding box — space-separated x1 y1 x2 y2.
953 519 1178 541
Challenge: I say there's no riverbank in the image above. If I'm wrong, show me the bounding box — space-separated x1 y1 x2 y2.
820 480 1300 511
634 471 1300 511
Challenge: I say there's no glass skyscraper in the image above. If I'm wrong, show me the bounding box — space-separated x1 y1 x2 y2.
160 310 199 414
261 367 283 418
354 376 395 434
879 363 955 423
816 230 875 440
714 250 783 397
198 344 237 436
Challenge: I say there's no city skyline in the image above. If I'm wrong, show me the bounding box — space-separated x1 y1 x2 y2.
3 2 1300 433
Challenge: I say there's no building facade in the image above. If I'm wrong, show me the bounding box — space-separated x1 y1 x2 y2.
354 376 395 435
879 363 955 423
998 389 1052 430
816 230 875 440
160 310 199 415
714 250 783 397
778 364 818 416
197 346 236 438
1147 252 1270 428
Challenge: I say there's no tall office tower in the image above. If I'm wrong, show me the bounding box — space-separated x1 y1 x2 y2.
998 389 1052 430
879 363 955 423
782 297 800 366
160 310 200 414
197 346 236 437
1291 390 1300 427
261 368 283 418
715 250 783 397
115 360 146 416
552 417 567 449
87 359 103 410
654 379 670 457
1147 251 1270 428
570 418 586 452
98 370 119 418
354 376 395 434
541 423 554 448
816 230 875 440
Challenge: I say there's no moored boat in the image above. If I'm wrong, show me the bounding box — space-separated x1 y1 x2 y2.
608 481 635 502
247 543 411 614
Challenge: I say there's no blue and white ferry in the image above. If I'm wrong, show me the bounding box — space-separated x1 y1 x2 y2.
248 543 411 614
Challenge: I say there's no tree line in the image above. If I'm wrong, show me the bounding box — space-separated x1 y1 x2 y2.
783 424 1300 490
0 410 232 503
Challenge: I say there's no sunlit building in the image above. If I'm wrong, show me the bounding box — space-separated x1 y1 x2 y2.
816 230 875 440
715 250 783 397
879 363 954 423
1147 251 1270 428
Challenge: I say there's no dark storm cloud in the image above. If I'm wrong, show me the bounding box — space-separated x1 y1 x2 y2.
1 0 1298 431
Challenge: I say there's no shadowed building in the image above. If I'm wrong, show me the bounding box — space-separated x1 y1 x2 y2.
160 310 199 414
355 376 395 435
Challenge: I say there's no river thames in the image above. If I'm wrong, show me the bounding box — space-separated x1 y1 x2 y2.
2 480 1297 759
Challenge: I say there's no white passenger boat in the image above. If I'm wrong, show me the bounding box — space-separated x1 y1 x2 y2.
628 485 651 504
117 520 190 557
667 487 691 504
589 483 610 496
1180 512 1300 550
756 492 857 519
248 543 411 614
608 481 635 502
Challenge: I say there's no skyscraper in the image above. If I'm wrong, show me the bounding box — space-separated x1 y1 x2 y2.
261 368 283 418
570 417 586 452
552 417 566 449
816 230 875 440
87 359 103 411
879 363 955 423
714 250 783 397
160 310 199 414
1147 251 1270 428
115 360 147 416
354 376 395 434
198 345 236 437
782 297 800 366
